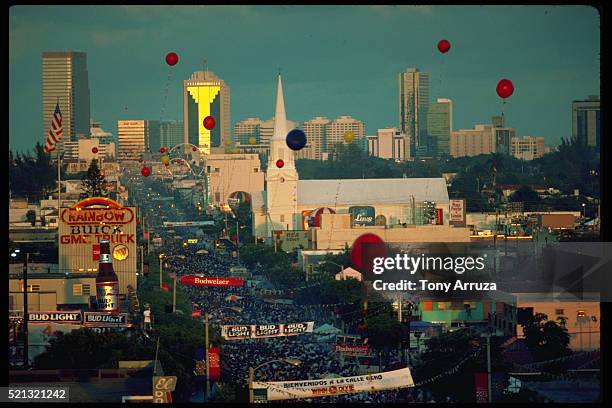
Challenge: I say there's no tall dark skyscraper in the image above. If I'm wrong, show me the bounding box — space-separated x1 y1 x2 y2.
399 68 429 157
572 95 600 148
42 51 90 153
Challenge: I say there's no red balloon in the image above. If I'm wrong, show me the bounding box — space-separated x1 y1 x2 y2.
203 116 216 130
165 52 179 66
437 39 451 53
276 159 284 168
91 147 98 154
351 233 386 272
160 147 167 153
192 146 198 152
496 79 514 99
138 158 143 163
141 167 151 177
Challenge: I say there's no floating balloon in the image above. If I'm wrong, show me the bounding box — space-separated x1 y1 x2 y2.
343 131 355 143
192 146 198 152
308 207 336 228
165 52 179 66
437 39 451 53
91 147 98 154
160 147 167 154
138 158 143 163
161 155 170 165
248 137 257 145
351 233 386 272
141 167 151 177
276 159 284 168
203 116 216 130
286 129 307 151
496 79 514 99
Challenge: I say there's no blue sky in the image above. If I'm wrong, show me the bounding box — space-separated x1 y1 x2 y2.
9 5 600 153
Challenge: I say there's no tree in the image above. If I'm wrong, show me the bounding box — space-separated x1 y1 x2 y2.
521 313 571 361
81 159 107 198
26 209 37 226
9 143 58 202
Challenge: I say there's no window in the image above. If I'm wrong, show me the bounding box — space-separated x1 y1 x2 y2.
215 192 221 202
555 309 564 316
280 215 285 222
73 284 83 296
27 284 40 292
254 168 259 173
214 168 220 173
82 284 91 296
437 302 451 310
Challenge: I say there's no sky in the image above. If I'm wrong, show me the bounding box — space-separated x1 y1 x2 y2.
9 5 600 153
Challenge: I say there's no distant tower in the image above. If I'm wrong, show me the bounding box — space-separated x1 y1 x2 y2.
399 68 429 157
265 74 299 238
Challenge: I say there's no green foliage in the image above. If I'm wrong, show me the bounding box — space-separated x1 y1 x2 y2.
238 243 302 289
521 313 572 361
362 310 407 352
509 185 540 211
9 143 60 201
81 159 107 198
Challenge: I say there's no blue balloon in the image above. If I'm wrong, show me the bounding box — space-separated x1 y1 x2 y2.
286 129 307 151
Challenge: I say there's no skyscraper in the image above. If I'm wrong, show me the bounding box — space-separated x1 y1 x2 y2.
426 98 453 157
301 116 330 160
42 51 90 153
234 117 264 145
572 96 600 148
159 121 184 149
183 70 230 154
399 68 429 157
325 115 365 154
117 120 152 161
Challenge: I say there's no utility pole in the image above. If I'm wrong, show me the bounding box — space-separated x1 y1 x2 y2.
172 274 177 313
205 313 211 400
248 366 254 403
23 253 29 369
159 256 163 289
486 333 492 403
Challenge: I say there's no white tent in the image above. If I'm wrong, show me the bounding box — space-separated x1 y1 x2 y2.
313 323 342 335
335 267 362 282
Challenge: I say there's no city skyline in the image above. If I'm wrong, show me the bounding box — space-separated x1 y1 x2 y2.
10 5 599 152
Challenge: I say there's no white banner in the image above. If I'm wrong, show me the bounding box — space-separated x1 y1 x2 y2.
221 322 314 340
252 367 414 401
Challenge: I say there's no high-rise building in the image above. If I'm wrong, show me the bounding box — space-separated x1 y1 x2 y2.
494 127 516 155
511 136 546 161
42 51 90 152
367 128 410 161
301 116 330 160
260 117 299 147
427 98 453 157
325 115 365 153
234 117 264 145
399 68 429 157
450 125 496 158
159 121 184 149
117 120 152 161
492 115 505 128
90 120 114 146
572 96 600 148
183 71 230 154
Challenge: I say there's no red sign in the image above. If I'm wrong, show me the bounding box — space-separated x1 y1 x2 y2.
161 283 171 292
192 310 202 318
209 348 220 381
474 372 489 403
334 344 370 355
180 276 244 287
93 244 100 261
435 208 444 225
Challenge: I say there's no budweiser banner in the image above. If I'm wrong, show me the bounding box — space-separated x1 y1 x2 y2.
209 347 220 381
252 367 414 401
180 275 244 287
335 344 370 356
221 322 314 340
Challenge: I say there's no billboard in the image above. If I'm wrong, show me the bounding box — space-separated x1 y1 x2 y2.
180 276 244 287
221 322 315 340
272 230 310 252
349 206 376 227
449 199 467 227
334 344 370 356
59 197 137 294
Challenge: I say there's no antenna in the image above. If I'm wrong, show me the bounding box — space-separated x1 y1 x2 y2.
203 58 208 80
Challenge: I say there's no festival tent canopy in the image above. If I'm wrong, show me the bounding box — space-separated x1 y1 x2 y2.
313 323 342 335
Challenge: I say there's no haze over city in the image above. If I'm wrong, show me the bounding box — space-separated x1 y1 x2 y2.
10 5 599 152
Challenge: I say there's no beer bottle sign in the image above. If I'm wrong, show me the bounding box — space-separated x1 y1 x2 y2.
96 239 120 313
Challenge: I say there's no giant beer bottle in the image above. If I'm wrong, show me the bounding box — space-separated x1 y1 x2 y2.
96 239 120 312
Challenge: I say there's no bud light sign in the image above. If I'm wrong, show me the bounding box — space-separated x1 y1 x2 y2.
349 206 375 227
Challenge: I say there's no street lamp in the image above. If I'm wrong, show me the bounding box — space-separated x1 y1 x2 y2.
158 253 165 289
249 358 302 403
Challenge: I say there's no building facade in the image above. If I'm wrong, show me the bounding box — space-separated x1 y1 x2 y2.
259 117 299 148
183 71 230 154
42 51 91 153
399 68 429 157
511 136 546 161
367 128 410 161
427 98 453 157
234 117 263 146
159 120 184 149
301 116 331 160
572 95 600 148
325 115 365 154
117 120 149 161
450 125 496 158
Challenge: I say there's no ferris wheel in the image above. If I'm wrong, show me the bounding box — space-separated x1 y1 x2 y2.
161 142 211 207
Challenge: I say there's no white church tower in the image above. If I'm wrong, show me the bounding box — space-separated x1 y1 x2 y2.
264 74 299 237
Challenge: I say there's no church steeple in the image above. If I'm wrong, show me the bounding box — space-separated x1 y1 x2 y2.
272 74 287 142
